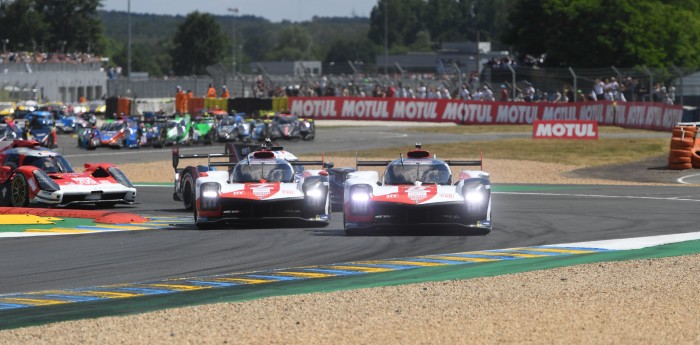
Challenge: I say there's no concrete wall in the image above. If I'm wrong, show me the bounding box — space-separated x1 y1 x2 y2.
1 63 107 102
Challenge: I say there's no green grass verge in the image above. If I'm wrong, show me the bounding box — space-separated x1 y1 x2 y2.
326 137 668 167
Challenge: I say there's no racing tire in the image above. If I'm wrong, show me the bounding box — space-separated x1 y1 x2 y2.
669 156 692 164
10 174 29 207
669 149 692 157
672 129 696 138
181 171 195 211
691 150 700 169
669 162 693 170
671 137 694 149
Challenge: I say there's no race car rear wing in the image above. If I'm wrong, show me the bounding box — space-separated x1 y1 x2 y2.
172 143 253 170
172 143 334 170
355 153 483 170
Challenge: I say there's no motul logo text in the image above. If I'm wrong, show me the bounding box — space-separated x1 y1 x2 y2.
533 120 598 139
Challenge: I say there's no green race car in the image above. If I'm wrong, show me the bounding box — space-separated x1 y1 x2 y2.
190 113 216 145
163 114 193 146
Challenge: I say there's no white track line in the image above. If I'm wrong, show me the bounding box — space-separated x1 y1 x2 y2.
550 231 700 250
677 173 700 184
494 191 700 202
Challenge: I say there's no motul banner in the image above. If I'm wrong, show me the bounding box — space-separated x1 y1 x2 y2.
533 120 598 139
288 97 683 131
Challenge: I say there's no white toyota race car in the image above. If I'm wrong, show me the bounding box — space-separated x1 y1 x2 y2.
343 144 492 235
172 143 332 229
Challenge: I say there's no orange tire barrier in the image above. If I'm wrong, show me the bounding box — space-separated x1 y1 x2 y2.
668 125 697 170
670 137 694 149
669 162 693 170
669 156 691 164
692 150 700 169
672 129 696 139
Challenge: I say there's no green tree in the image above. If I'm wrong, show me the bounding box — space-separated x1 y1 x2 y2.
502 0 700 68
0 0 49 51
171 11 228 75
34 0 104 53
368 0 425 48
265 26 313 61
323 36 377 65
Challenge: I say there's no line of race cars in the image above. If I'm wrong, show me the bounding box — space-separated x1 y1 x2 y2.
76 111 316 150
0 134 492 234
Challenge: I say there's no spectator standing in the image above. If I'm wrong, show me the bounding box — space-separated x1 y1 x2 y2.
499 84 509 101
175 86 185 114
482 86 494 101
523 81 535 102
459 84 471 100
206 83 216 98
594 78 605 100
221 85 230 98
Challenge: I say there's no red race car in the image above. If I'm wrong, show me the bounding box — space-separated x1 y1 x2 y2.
0 140 137 207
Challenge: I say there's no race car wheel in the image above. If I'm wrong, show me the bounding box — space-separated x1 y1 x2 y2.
10 174 29 207
47 135 55 149
181 172 195 211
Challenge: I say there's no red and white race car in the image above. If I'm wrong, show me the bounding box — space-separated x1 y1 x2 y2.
172 143 331 229
0 140 137 207
343 144 492 235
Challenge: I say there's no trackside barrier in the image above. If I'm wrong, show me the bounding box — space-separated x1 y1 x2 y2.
288 97 684 131
272 97 289 112
669 122 700 170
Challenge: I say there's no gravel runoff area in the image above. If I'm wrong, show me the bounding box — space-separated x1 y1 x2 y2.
1 158 699 344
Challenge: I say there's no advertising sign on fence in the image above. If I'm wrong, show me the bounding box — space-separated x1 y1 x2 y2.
532 120 598 139
288 97 683 131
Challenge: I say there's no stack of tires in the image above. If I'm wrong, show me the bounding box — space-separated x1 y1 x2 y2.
668 125 697 170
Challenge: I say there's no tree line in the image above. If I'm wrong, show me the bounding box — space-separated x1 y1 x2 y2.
2 0 700 76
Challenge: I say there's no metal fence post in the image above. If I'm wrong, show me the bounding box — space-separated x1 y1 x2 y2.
568 67 577 101
642 65 653 102
671 65 683 105
507 64 516 100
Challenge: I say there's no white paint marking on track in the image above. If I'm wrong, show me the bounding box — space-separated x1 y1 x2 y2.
677 173 700 184
550 231 700 251
495 191 700 202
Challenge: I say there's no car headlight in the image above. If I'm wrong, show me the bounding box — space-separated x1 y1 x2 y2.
348 184 372 215
108 167 134 188
351 192 369 202
200 182 220 210
306 188 323 198
462 183 487 205
34 170 59 192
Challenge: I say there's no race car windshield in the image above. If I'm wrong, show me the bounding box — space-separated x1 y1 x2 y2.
276 116 297 124
384 162 451 185
24 155 74 174
220 117 237 125
232 161 294 183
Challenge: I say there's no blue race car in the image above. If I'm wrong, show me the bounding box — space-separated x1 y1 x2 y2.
216 113 253 142
98 117 140 149
24 111 57 148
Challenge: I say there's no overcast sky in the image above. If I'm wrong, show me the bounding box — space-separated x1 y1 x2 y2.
100 0 377 22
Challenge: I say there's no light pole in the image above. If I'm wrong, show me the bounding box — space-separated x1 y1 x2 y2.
2 39 8 53
228 7 239 74
127 0 132 79
383 1 388 75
